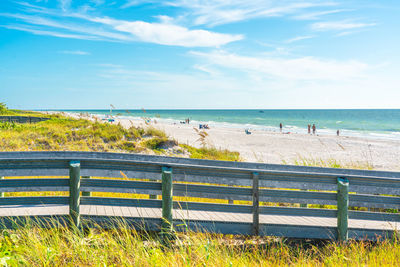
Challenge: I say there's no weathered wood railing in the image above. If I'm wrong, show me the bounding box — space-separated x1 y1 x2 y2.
0 116 50 123
0 151 399 241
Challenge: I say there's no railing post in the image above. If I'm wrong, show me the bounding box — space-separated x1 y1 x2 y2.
337 177 349 242
252 172 259 236
161 166 173 243
0 177 4 198
69 161 81 229
82 176 91 197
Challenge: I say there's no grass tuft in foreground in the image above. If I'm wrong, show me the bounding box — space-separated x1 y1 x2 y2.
283 156 374 170
1 218 400 266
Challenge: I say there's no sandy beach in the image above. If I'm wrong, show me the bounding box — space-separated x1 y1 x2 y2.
60 112 400 171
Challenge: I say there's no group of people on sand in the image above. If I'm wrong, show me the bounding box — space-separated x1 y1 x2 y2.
307 124 317 135
279 122 317 135
180 118 190 124
279 122 340 136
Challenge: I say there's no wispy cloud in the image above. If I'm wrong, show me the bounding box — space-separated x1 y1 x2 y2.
1 24 99 40
0 2 242 47
292 9 350 20
311 20 376 31
190 50 369 81
114 21 243 47
284 35 314 43
59 50 90 55
123 0 339 26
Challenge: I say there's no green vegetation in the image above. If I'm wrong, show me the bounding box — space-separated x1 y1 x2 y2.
181 144 241 161
0 115 150 152
0 103 45 116
283 156 374 170
1 220 400 266
0 102 17 115
0 108 241 160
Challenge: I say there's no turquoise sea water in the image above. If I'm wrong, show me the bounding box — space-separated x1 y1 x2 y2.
57 109 400 140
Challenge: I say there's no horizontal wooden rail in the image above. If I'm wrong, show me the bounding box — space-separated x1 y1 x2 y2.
0 178 68 192
0 196 68 206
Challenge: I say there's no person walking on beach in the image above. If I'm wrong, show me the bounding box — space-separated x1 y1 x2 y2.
280 123 283 133
312 124 316 135
307 124 311 134
337 129 340 136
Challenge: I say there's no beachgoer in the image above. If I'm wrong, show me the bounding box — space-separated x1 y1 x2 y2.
312 124 316 135
279 123 283 133
307 124 311 134
337 129 340 136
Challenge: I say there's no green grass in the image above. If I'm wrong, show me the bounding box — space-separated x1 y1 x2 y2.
283 156 374 170
1 219 400 266
180 144 241 161
0 115 149 153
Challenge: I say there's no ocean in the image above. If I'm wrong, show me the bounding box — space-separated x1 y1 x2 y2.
57 109 400 140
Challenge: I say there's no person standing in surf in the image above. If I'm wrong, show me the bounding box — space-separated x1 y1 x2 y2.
280 123 283 133
312 124 316 135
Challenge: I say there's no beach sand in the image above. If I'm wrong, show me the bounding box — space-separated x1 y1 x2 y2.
60 112 400 171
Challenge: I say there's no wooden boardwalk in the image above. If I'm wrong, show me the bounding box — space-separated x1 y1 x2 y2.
1 151 400 241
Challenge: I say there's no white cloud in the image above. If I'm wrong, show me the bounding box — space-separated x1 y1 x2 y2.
193 64 220 75
59 50 90 55
1 5 242 47
284 35 314 43
93 62 396 109
123 0 339 26
1 25 100 40
190 50 369 81
292 9 350 20
311 21 376 31
0 13 133 41
114 21 243 47
59 0 71 11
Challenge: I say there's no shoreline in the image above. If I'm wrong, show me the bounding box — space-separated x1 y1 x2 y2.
48 111 400 171
48 110 400 141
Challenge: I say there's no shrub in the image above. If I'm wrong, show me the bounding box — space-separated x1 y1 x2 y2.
145 127 167 138
181 145 240 161
142 137 169 150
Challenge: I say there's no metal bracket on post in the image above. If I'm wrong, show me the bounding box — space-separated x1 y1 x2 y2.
161 166 173 244
337 177 349 242
69 161 81 229
81 176 91 197
252 172 259 236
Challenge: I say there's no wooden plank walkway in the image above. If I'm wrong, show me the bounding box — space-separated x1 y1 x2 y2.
1 204 398 234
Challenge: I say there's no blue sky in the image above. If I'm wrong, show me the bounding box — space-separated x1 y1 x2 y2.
0 0 399 109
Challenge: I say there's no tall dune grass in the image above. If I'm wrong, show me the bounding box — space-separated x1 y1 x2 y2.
1 218 400 266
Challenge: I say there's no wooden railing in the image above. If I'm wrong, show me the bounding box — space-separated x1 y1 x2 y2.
0 151 399 241
0 116 50 123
